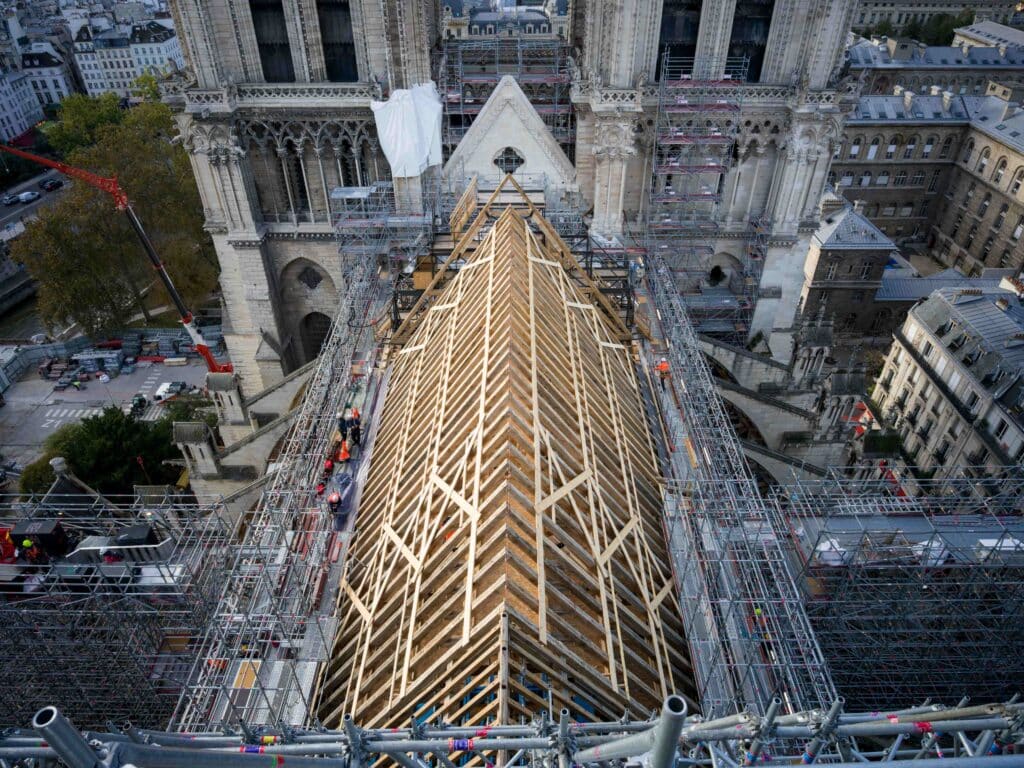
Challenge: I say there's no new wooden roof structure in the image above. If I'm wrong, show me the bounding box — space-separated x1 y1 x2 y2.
315 197 693 731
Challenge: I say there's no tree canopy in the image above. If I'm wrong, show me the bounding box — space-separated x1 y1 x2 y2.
42 92 124 157
19 408 183 497
12 99 218 338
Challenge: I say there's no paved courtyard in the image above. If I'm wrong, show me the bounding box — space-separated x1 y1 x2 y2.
0 359 210 470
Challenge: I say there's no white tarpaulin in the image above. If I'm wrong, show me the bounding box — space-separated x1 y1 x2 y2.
371 81 442 178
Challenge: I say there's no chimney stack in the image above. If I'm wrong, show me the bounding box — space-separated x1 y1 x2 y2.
853 199 866 215
942 90 954 112
904 90 914 112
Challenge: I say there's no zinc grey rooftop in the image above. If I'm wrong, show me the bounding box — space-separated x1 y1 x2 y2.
849 39 1024 68
954 21 1024 49
814 205 895 250
876 269 1013 302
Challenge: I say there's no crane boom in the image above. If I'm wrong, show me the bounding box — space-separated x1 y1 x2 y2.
0 143 231 373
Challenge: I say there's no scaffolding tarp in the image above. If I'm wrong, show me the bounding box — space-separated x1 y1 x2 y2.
371 82 442 178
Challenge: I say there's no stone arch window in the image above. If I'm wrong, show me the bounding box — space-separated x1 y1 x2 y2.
298 265 324 289
961 138 974 164
995 203 1009 230
1011 168 1024 196
976 147 990 174
978 192 991 216
867 136 881 160
886 134 901 159
922 135 936 158
848 136 862 159
902 135 918 159
494 146 524 175
993 158 1008 184
939 135 954 158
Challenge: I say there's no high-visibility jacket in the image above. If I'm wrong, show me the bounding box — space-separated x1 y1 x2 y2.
655 361 670 375
337 441 351 462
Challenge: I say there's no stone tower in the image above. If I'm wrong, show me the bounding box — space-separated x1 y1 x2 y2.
167 0 858 388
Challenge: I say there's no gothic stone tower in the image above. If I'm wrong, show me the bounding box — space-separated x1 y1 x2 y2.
167 0 435 390
167 0 857 389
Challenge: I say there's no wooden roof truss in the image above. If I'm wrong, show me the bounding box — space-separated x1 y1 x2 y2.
315 203 694 733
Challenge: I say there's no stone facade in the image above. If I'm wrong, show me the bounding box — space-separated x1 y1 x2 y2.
798 197 897 335
853 2 1017 32
167 0 859 387
874 281 1024 479
831 86 1024 273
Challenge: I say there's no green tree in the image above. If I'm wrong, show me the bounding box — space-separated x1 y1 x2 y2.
903 18 924 42
42 93 124 156
12 101 218 337
873 19 896 37
19 408 183 497
131 72 161 102
919 9 974 45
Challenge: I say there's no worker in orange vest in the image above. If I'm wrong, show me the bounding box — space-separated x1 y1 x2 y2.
327 491 342 515
323 458 334 477
337 439 351 464
655 357 670 391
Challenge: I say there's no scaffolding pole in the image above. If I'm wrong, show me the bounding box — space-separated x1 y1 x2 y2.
774 469 1024 711
170 183 432 732
6 697 1024 768
0 493 230 729
646 54 765 343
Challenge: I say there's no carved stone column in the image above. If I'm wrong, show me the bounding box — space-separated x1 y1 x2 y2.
694 0 739 79
591 113 638 238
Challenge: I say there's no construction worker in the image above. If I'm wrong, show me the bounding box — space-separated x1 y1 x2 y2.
336 410 346 439
19 538 44 564
655 357 670 391
327 491 342 515
323 457 334 477
100 548 124 564
315 481 326 496
350 406 360 428
337 439 351 465
350 422 362 448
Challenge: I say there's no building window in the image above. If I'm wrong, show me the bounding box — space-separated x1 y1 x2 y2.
940 136 953 158
917 200 929 216
877 171 889 185
910 171 924 186
993 158 1007 184
860 261 871 279
317 0 358 81
922 137 935 158
1012 216 1024 242
840 171 854 186
995 204 1009 230
860 171 872 186
964 223 978 248
982 236 994 259
951 213 963 237
848 138 862 159
995 419 1008 439
886 140 897 160
976 147 990 174
893 171 907 187
1012 169 1024 196
867 137 881 160
494 146 524 175
903 138 917 159
826 262 838 280
963 182 976 203
250 0 296 82
978 193 991 215
999 249 1012 268
726 1 775 81
928 170 941 192
961 139 974 163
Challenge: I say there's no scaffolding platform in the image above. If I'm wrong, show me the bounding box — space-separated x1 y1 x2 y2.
775 471 1024 710
0 493 230 729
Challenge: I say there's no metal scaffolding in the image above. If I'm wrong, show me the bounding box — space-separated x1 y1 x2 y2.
644 239 835 718
6 695 1024 768
646 55 764 342
0 492 230 729
435 37 575 162
774 470 1024 711
171 183 425 731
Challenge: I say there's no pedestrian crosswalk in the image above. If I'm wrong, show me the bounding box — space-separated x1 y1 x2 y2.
40 407 104 431
45 407 103 419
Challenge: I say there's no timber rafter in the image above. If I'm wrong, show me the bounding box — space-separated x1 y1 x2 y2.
315 203 694 737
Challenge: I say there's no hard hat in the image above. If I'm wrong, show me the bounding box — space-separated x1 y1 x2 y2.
660 357 667 363
22 539 33 548
328 492 341 503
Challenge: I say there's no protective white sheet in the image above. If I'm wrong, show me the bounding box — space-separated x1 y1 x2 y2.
371 81 442 178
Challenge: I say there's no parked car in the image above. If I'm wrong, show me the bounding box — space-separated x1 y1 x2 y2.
153 381 188 403
2 194 18 206
18 191 40 203
40 179 63 192
129 393 148 416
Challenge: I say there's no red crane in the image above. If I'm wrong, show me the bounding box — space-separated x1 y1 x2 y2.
0 143 232 373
